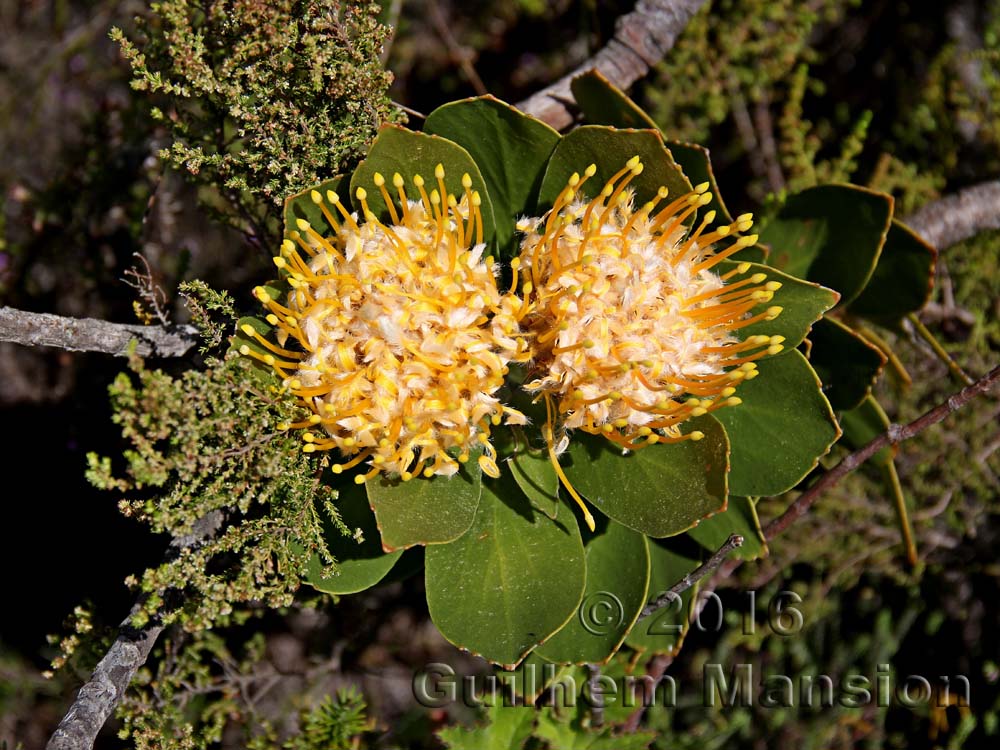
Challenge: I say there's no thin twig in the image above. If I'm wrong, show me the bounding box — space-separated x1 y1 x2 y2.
0 307 198 358
903 180 1000 250
906 312 975 387
766 364 1000 540
47 512 224 750
621 366 1000 733
515 0 710 129
427 0 487 96
638 534 744 620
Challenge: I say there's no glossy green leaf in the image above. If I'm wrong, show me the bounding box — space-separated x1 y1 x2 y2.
365 457 483 551
537 126 691 213
715 350 840 497
229 315 273 357
507 431 560 520
839 394 894 466
425 96 560 258
534 712 655 749
718 260 839 349
571 70 659 129
283 176 345 236
563 415 729 538
303 483 403 595
625 542 699 656
425 473 586 668
437 702 535 750
664 140 736 225
536 521 650 664
688 496 767 561
848 218 937 321
569 71 736 227
760 184 893 306
807 317 886 412
350 124 497 248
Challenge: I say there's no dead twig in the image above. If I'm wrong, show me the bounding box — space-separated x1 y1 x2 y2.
515 0 710 129
0 307 197 358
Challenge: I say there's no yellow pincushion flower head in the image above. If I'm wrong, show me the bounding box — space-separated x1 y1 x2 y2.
242 165 529 483
516 156 784 467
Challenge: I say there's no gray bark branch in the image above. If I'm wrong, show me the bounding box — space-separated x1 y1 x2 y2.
47 511 224 750
903 181 1000 250
515 0 709 129
0 307 198 358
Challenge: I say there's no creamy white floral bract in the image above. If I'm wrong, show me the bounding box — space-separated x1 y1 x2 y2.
241 165 528 482
243 154 785 534
516 157 784 526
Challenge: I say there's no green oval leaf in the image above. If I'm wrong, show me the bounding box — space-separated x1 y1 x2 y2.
425 96 560 259
303 483 403 595
688 496 767 561
537 126 692 212
562 415 729 538
807 317 886 412
760 184 893 306
283 176 345 236
715 350 840 497
365 458 483 551
350 124 497 249
625 542 700 656
848 218 937 321
535 520 651 664
425 474 586 669
570 70 659 130
718 260 839 349
569 71 736 230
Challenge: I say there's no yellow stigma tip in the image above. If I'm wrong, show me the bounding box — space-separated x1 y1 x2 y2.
302 444 316 453
695 181 710 193
626 155 641 169
751 273 767 283
632 162 644 175
332 464 343 474
434 163 445 179
308 414 322 424
239 345 251 355
354 475 366 485
327 190 340 204
310 190 322 204
765 281 782 291
272 256 286 268
392 173 404 187
373 172 385 187
265 314 278 325
281 238 295 253
689 431 705 441
721 387 737 397
736 262 751 274
691 406 708 417
413 174 424 187
303 432 315 442
766 306 783 319
771 335 786 344
767 344 784 355
461 173 472 189
240 324 256 336
703 210 717 224
726 397 743 406
585 164 597 176
355 187 367 201
295 218 310 231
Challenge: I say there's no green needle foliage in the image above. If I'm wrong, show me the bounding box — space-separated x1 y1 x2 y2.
111 0 401 246
86 352 344 631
